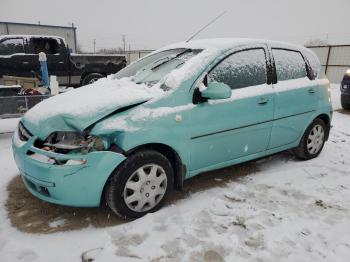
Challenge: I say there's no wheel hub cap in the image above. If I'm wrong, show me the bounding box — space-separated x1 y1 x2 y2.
123 164 167 212
307 124 325 155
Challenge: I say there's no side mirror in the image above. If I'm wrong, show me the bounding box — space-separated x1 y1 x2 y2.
201 82 231 100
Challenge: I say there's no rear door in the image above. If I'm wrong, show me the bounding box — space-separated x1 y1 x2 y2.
268 48 318 149
189 46 275 172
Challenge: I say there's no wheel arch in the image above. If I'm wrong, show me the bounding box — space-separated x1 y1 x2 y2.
125 143 186 191
80 72 106 86
315 113 331 140
100 142 186 205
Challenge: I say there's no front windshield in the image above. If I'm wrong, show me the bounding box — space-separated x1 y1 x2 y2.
114 48 202 86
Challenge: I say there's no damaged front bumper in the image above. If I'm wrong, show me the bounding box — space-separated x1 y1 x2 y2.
12 127 126 207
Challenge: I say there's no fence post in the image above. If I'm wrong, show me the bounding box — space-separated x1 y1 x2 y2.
325 46 332 75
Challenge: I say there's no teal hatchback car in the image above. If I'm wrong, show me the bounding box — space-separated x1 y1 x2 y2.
12 39 332 219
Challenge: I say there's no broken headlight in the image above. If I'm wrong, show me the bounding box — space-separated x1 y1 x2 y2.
43 131 107 154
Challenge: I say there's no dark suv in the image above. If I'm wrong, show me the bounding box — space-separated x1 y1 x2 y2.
341 69 350 109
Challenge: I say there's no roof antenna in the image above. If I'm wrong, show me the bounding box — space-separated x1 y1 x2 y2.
186 11 227 43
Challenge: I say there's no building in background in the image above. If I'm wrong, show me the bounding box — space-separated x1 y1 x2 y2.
0 21 77 53
308 45 350 83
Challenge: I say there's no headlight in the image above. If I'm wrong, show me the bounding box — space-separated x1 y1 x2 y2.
43 131 107 153
346 69 350 75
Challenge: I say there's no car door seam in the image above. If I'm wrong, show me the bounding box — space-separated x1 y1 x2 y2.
191 109 315 140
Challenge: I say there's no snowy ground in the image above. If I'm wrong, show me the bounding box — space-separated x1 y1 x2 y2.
0 84 349 261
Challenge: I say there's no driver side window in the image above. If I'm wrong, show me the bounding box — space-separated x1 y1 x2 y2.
208 48 267 90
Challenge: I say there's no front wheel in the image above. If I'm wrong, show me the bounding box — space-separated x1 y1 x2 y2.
105 150 174 219
294 118 326 160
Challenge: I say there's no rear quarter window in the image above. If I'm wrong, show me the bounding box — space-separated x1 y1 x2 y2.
273 49 307 81
303 49 321 79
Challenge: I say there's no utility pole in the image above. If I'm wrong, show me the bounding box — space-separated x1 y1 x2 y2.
122 35 126 52
93 39 96 54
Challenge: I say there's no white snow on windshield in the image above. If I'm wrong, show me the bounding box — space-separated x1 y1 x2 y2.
164 48 220 88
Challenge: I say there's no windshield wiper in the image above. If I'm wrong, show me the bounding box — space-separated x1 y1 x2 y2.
151 49 192 71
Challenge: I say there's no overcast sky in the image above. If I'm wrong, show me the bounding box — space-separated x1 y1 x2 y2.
1 0 349 52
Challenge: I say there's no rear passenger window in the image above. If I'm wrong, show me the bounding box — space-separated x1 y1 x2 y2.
208 48 267 90
31 38 59 55
273 49 307 81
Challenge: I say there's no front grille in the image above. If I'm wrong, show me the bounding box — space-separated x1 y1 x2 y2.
18 122 32 141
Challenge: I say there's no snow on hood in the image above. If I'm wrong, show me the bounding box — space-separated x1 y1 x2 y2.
96 103 196 132
22 77 164 138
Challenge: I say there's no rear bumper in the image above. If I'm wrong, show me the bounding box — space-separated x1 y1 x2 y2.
12 128 126 207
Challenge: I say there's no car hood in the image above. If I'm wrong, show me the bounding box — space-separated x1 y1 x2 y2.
22 77 164 139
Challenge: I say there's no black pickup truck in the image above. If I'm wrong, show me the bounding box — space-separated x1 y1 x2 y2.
0 35 126 86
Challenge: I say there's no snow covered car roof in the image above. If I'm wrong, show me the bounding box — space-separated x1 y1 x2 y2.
156 38 309 53
157 38 321 79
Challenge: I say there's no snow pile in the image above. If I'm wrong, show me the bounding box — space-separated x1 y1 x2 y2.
24 77 165 124
0 118 19 134
48 218 66 228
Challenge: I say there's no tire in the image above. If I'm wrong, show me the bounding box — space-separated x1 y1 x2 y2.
81 73 104 86
294 118 327 160
105 149 174 219
341 94 350 110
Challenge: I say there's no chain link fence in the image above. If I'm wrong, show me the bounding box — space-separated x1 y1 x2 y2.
0 95 51 119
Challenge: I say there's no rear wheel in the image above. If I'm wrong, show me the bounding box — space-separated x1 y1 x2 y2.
81 73 104 86
294 118 326 160
105 150 174 219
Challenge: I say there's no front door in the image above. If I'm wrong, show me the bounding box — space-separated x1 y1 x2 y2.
189 47 275 173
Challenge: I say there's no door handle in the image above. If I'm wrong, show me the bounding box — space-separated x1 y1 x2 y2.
58 61 64 64
308 88 315 94
257 97 269 105
23 61 29 65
